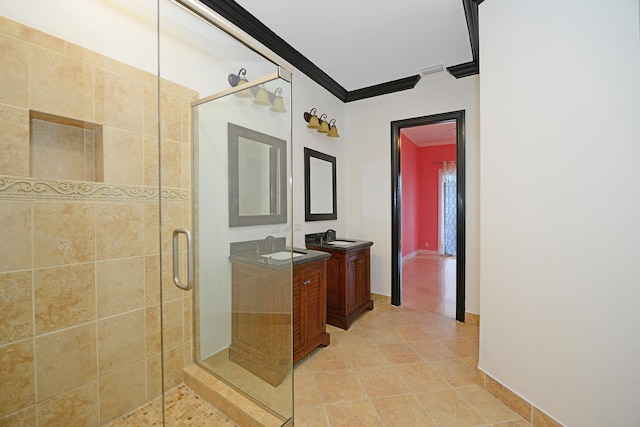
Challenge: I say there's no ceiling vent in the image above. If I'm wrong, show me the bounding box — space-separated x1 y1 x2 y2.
419 64 444 76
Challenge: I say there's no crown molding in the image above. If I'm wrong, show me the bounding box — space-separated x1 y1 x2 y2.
200 0 481 100
447 61 479 78
447 0 481 79
198 0 348 101
345 75 422 103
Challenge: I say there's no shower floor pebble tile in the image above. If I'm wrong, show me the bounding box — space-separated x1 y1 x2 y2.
106 384 239 426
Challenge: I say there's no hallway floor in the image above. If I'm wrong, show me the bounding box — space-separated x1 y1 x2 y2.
402 253 457 318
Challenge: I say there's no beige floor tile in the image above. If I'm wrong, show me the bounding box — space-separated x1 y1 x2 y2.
324 400 383 427
492 420 532 427
441 336 480 358
393 363 450 393
457 385 521 424
377 342 423 365
361 324 405 345
456 322 480 337
429 358 478 388
355 366 409 399
310 347 351 372
294 373 322 407
330 328 372 348
294 404 328 427
372 394 438 427
410 339 459 361
417 389 487 427
314 370 367 404
343 346 388 368
294 354 314 374
394 324 433 342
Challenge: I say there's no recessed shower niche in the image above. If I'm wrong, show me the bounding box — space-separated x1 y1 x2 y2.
29 110 103 182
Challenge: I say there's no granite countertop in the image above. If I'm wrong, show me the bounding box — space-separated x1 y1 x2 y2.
229 247 331 270
305 239 373 251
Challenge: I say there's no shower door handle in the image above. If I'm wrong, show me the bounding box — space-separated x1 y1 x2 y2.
172 228 194 291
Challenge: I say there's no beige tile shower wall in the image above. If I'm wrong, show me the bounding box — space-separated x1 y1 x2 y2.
0 17 197 426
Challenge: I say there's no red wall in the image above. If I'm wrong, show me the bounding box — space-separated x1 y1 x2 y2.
401 136 455 257
401 135 419 256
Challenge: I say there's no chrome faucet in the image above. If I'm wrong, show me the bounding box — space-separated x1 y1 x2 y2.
265 235 276 252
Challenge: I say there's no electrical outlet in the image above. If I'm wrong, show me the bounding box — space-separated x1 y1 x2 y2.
294 223 301 231
425 242 429 248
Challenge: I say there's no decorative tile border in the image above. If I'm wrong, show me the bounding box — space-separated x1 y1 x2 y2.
0 176 189 202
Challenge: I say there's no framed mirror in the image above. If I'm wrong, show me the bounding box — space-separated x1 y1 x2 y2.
304 147 337 221
228 123 287 227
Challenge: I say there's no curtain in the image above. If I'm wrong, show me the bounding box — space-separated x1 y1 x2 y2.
442 161 457 256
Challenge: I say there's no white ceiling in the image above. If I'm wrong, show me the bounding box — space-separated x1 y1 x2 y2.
232 0 473 91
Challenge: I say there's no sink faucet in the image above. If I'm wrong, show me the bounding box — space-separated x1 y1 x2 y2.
265 235 276 252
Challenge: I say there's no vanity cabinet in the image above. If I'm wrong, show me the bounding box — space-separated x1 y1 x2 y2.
293 258 330 362
229 249 330 384
306 242 374 330
229 260 291 386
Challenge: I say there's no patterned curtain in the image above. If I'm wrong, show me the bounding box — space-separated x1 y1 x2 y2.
442 161 457 256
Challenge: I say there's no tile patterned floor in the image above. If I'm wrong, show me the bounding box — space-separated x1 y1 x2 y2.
293 303 528 426
295 253 522 426
106 384 240 426
111 254 520 426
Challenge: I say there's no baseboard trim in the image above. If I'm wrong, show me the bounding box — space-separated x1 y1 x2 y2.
465 312 480 326
371 293 391 304
477 369 564 426
402 249 440 262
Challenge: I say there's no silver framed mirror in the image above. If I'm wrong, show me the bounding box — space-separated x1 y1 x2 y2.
228 123 287 227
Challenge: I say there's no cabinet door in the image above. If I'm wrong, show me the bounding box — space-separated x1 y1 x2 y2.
355 251 370 308
302 266 326 342
346 253 359 311
292 271 303 352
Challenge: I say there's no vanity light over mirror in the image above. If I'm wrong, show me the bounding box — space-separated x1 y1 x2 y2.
228 123 287 227
304 147 337 221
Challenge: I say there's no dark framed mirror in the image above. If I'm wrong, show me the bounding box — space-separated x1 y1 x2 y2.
228 123 287 227
304 147 337 221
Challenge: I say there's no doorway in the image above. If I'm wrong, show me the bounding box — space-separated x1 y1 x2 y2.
391 110 466 322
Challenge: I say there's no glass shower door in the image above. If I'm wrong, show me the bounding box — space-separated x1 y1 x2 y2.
188 70 294 423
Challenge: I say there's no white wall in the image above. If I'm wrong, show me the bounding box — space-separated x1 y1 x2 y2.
291 73 347 248
479 1 640 425
344 73 481 314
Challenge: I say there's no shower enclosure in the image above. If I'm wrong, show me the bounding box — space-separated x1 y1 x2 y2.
0 0 293 425
190 67 293 420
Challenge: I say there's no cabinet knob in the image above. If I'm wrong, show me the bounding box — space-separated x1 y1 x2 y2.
302 280 311 286
358 260 364 264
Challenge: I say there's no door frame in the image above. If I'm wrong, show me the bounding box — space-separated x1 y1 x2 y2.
391 110 466 322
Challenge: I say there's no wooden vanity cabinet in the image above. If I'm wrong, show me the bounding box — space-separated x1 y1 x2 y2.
293 258 330 363
230 255 330 383
229 260 291 386
307 243 374 330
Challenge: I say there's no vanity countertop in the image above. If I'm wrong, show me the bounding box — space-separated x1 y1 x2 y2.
305 239 373 251
229 247 331 270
